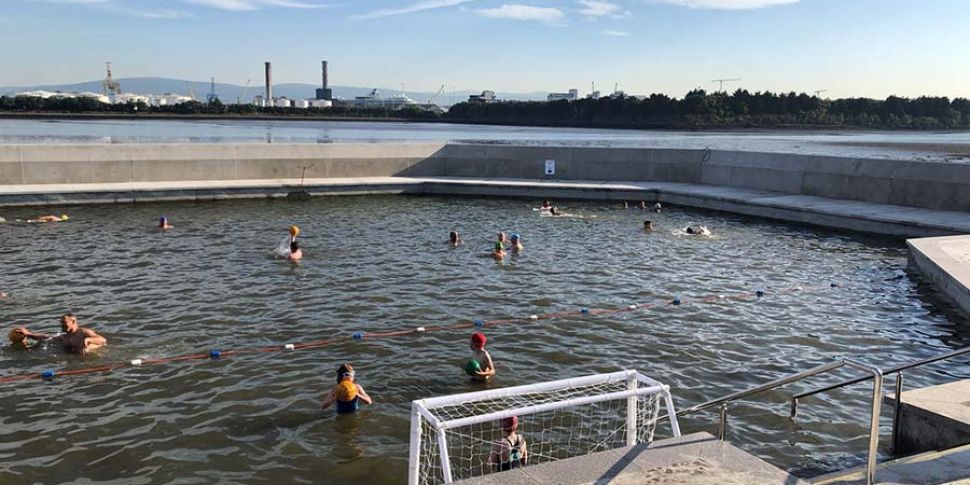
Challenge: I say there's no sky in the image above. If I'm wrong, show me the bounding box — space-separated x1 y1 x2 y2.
3 0 970 99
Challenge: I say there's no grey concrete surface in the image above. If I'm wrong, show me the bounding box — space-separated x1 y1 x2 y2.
908 235 970 316
811 442 970 485
456 432 808 485
883 379 970 457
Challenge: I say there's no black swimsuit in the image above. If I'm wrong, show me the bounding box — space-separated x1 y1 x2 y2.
498 435 524 471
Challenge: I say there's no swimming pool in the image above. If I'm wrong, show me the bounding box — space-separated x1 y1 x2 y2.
0 195 967 484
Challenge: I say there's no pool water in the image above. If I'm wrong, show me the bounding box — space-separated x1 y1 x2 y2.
0 195 967 484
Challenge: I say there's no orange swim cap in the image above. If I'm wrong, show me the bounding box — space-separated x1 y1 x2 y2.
289 225 300 237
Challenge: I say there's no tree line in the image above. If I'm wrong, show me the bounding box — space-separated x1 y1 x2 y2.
3 89 970 129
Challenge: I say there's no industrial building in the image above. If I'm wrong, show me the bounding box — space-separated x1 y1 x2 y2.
468 90 498 104
547 89 579 102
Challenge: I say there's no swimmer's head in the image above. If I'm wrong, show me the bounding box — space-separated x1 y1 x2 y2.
159 216 168 226
501 416 518 433
510 233 520 242
686 227 695 234
336 363 355 383
8 327 27 347
60 215 69 221
498 232 506 242
644 220 653 229
450 231 459 243
470 332 486 350
290 225 300 238
60 313 78 333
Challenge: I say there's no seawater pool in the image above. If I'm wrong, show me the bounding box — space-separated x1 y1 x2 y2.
0 195 968 484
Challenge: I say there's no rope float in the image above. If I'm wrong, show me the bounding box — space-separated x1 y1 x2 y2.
0 283 838 385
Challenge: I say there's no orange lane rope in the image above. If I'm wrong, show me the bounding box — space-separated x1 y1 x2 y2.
0 283 838 385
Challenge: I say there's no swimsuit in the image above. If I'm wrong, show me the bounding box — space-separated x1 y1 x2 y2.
336 397 359 414
498 435 524 471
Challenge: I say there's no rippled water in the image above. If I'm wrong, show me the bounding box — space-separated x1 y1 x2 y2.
0 196 967 484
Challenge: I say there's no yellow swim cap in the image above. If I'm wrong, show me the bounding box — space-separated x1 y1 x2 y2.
335 379 358 401
290 225 300 237
60 215 69 221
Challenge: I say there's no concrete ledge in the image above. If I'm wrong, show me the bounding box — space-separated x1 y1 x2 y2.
907 235 970 316
457 432 807 485
884 379 970 457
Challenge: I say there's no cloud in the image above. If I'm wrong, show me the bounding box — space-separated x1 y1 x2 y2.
184 0 329 11
355 0 477 19
475 4 565 22
579 0 618 16
126 8 194 19
650 0 797 9
601 29 630 36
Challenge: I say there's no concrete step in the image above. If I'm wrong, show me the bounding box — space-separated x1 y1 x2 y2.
811 443 970 485
456 431 809 485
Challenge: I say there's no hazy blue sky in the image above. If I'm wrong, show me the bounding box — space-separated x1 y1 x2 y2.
3 0 969 99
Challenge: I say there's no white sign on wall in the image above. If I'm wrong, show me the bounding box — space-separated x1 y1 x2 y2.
544 159 556 176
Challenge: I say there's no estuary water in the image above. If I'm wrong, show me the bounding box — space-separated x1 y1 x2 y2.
0 196 967 484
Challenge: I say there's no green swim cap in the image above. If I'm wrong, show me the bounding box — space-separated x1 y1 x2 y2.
465 359 482 376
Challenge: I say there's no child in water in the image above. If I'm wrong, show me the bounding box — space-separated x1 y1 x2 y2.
158 216 174 230
508 233 524 252
489 416 528 471
8 327 50 351
643 220 654 232
288 241 303 261
492 242 506 260
466 332 495 381
449 231 463 246
322 364 373 414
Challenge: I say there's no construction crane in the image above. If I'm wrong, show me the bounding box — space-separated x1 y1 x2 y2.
711 78 741 93
236 79 251 105
427 84 445 105
207 77 220 104
102 61 121 96
813 89 828 98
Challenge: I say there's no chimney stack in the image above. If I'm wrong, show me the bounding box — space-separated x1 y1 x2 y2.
316 60 333 100
264 61 272 102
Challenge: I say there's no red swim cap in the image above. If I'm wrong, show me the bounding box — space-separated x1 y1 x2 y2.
470 332 486 348
502 416 518 432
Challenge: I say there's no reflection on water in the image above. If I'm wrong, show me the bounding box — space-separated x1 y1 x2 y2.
0 195 967 484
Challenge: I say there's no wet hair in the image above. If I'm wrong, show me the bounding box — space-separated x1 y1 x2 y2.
336 363 354 383
644 220 653 227
686 227 695 234
450 231 459 242
290 241 300 253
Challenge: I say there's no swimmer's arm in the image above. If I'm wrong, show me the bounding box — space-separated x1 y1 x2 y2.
356 384 373 405
477 351 496 377
20 329 51 341
520 437 528 464
321 388 337 410
82 329 107 348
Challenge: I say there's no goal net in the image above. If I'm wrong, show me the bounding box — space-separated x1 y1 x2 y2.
408 370 681 485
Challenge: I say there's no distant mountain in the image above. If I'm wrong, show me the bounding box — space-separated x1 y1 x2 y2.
0 77 548 106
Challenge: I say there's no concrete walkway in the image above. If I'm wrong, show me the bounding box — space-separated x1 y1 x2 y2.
456 432 808 485
3 176 968 238
908 235 970 316
811 442 970 485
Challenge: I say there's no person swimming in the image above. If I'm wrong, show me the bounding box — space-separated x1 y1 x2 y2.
643 220 654 232
449 231 463 246
322 364 373 414
685 225 711 236
509 233 523 251
158 216 173 230
288 241 303 261
492 242 506 260
652 203 662 213
29 214 69 223
8 326 50 351
541 200 551 210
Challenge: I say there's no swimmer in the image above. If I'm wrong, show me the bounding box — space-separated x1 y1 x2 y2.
549 206 561 216
498 232 507 245
643 220 654 232
685 225 711 236
509 233 524 252
8 326 51 351
288 241 303 261
541 200 551 210
489 416 528 471
321 364 373 414
29 214 69 223
449 231 463 246
622 201 629 209
638 201 647 210
468 332 495 381
492 242 506 260
652 202 662 213
158 216 173 230
53 313 107 356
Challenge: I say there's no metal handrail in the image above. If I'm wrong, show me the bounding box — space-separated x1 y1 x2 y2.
675 359 883 485
789 345 970 412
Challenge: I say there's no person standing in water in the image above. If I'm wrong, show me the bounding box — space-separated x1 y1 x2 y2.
54 314 107 356
449 231 463 246
158 216 174 230
322 364 373 414
489 416 528 471
508 233 523 252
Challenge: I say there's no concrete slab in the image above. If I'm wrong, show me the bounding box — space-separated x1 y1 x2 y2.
908 235 970 318
456 432 807 485
812 442 970 485
884 379 970 456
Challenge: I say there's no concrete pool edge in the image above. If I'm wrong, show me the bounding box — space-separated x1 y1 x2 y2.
907 235 970 317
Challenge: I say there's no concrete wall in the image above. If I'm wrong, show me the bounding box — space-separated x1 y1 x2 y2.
3 142 970 213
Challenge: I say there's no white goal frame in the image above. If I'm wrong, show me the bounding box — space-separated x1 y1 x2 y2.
408 370 681 484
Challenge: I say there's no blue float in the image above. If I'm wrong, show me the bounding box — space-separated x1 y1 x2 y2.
756 289 765 297
831 282 839 288
474 319 485 327
672 297 682 306
210 349 221 359
581 307 590 314
41 370 55 380
352 331 364 340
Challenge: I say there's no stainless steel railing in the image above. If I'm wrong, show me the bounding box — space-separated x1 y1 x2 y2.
676 359 884 485
790 345 970 454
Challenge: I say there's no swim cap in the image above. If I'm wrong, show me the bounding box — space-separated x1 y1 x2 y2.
510 233 520 241
470 332 486 348
290 225 300 237
335 379 358 401
60 215 69 221
159 216 167 223
502 416 518 432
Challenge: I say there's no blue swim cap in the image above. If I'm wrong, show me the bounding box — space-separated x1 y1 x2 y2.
159 216 167 223
510 233 520 241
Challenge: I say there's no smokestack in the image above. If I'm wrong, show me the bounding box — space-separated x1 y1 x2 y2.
322 60 328 90
316 60 333 101
264 61 272 101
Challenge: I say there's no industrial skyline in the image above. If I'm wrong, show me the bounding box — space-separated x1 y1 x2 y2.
3 0 970 100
